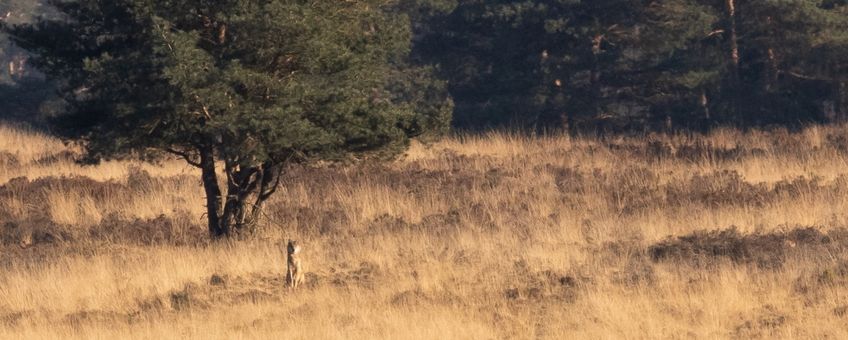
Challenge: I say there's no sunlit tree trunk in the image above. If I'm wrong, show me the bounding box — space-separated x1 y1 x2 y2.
726 0 739 76
725 0 741 119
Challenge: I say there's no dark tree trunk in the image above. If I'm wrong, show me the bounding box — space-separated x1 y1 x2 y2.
590 33 604 120
249 162 283 225
199 146 226 237
763 17 778 93
837 81 846 123
198 147 286 238
223 161 284 237
564 110 575 137
221 161 258 235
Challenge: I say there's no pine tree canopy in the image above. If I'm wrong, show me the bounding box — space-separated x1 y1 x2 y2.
4 0 452 237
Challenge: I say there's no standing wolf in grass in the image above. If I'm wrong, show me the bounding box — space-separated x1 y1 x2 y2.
285 240 305 289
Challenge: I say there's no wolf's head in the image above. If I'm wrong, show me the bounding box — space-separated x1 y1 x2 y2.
287 239 301 255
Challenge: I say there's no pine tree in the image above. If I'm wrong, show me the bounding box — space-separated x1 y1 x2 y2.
627 0 720 128
5 0 451 238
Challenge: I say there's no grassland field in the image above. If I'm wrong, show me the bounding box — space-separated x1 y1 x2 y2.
2 124 848 338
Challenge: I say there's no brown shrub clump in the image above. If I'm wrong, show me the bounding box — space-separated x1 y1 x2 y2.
648 226 842 268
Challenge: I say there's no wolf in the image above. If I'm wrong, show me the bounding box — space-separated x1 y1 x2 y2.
285 240 305 289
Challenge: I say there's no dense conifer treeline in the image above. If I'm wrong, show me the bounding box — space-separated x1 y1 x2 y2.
412 0 848 131
3 0 848 132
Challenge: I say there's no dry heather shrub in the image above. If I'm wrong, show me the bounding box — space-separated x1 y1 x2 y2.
648 226 841 268
826 130 848 155
771 176 823 196
46 189 103 226
126 165 157 192
732 304 789 339
0 196 28 221
33 150 77 166
0 151 20 169
605 167 662 213
90 212 205 245
0 218 68 247
502 260 584 302
0 171 202 223
0 124 67 163
793 259 848 298
665 170 769 207
544 164 587 194
615 139 756 163
24 176 123 226
0 211 205 248
674 142 752 162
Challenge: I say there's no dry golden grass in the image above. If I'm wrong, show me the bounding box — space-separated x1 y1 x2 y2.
2 124 848 339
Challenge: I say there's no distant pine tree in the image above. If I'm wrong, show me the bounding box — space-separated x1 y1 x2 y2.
0 0 59 124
